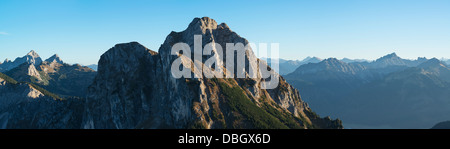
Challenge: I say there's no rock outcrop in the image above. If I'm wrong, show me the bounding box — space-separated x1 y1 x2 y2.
83 17 342 129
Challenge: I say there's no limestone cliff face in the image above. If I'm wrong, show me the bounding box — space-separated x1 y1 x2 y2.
0 78 43 101
83 17 342 129
5 63 43 83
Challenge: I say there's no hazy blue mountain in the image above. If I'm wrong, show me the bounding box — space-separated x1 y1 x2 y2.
284 58 373 119
443 59 450 66
341 59 450 128
290 58 367 75
264 56 322 75
341 58 369 63
86 64 98 71
285 53 450 128
358 53 429 68
369 53 408 67
302 56 323 64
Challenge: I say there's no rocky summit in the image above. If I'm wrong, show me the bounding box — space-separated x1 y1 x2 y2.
45 54 64 65
0 50 43 72
82 17 342 129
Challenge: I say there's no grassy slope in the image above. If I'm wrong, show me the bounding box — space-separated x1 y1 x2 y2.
0 72 18 84
214 78 308 129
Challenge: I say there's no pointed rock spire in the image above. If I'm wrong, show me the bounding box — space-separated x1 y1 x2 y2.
3 58 10 63
27 50 40 58
45 54 64 64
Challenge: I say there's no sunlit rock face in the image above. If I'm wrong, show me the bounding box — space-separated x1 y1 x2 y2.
83 17 342 129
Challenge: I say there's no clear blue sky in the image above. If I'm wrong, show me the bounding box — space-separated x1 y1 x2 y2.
1 0 449 65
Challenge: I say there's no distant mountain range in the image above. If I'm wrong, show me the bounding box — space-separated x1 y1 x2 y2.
263 57 387 75
0 51 96 97
285 53 450 128
0 17 341 129
442 59 450 66
86 64 98 71
263 53 450 76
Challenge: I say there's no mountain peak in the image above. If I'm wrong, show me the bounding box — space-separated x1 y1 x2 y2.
45 54 64 64
1 50 43 71
304 56 322 61
375 53 401 61
291 57 365 75
27 50 40 58
189 17 217 27
185 17 226 34
3 59 11 63
382 52 400 59
111 42 157 55
370 52 409 68
429 58 440 62
424 58 442 64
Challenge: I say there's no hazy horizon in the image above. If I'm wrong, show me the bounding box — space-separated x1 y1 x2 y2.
2 49 448 66
1 0 449 65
